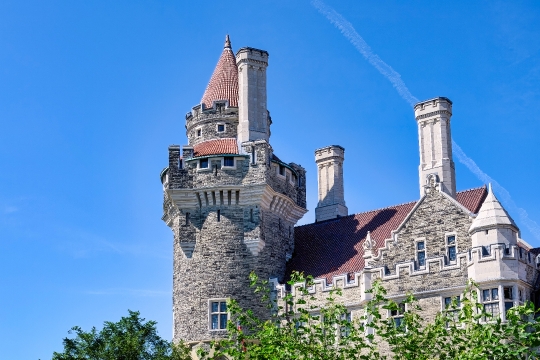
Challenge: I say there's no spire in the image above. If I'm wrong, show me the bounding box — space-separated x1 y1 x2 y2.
469 183 518 234
200 35 238 109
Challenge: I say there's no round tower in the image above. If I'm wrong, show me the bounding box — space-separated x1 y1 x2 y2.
161 36 307 344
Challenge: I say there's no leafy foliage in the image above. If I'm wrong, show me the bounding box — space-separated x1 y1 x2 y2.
197 272 540 360
52 310 191 360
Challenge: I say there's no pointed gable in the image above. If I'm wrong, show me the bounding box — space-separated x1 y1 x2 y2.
201 35 239 109
469 185 518 234
288 186 488 283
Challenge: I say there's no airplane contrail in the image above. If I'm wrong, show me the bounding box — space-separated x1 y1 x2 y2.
311 0 540 241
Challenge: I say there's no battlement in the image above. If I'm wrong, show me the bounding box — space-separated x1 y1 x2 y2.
414 97 452 121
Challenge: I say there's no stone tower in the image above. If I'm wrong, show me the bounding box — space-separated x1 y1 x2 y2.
315 145 347 222
414 97 456 197
161 36 307 344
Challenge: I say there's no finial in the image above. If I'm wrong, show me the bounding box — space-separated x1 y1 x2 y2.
363 231 373 250
224 34 231 49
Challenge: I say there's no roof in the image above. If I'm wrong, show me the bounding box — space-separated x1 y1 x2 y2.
469 184 517 233
287 186 488 283
201 35 239 109
193 138 238 157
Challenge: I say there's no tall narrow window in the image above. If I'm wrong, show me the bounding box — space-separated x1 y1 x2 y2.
250 209 253 222
217 210 221 222
251 147 256 165
279 165 285 176
416 241 426 269
447 235 457 263
210 300 228 330
482 288 500 320
197 129 201 137
185 212 190 226
503 287 514 316
340 312 352 338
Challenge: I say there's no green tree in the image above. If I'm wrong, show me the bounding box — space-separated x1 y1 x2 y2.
199 272 540 360
52 310 191 360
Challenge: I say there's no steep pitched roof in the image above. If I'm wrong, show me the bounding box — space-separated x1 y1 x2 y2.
201 35 239 109
288 186 488 283
193 138 238 157
469 184 517 234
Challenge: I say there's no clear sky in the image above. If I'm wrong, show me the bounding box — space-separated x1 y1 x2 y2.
1 1 539 358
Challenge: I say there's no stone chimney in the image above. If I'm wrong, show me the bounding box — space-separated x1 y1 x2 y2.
414 97 456 198
315 145 348 222
236 47 269 144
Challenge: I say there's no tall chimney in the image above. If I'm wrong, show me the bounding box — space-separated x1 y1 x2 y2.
414 97 456 198
236 47 269 145
315 145 348 222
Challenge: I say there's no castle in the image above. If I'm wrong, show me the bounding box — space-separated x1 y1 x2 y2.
160 36 540 346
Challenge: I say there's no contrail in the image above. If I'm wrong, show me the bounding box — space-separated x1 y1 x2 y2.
311 0 540 241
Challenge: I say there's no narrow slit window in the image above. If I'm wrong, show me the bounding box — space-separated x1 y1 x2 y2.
447 235 457 263
250 208 253 222
417 241 426 268
251 147 256 164
197 129 201 137
235 191 239 205
185 212 190 226
217 210 221 222
227 190 231 206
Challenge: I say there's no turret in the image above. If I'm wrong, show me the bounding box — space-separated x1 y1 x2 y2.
315 145 347 222
236 47 270 144
414 97 456 198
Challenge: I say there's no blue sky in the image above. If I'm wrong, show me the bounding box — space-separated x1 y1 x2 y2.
1 1 539 358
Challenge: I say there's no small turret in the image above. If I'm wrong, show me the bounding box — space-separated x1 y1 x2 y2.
469 184 519 248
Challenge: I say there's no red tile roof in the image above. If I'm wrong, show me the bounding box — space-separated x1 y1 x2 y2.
287 186 488 283
201 36 238 109
193 138 238 157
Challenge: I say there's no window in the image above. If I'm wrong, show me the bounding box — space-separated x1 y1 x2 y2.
217 210 221 222
185 212 190 226
250 209 253 222
279 165 285 176
391 303 406 329
446 235 457 263
251 147 256 165
210 300 228 330
503 286 514 316
217 124 225 132
482 246 491 256
340 312 352 338
416 241 426 269
444 296 461 324
200 158 208 168
482 288 500 320
223 156 234 167
197 129 201 137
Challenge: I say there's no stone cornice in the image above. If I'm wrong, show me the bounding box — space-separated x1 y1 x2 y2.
415 109 452 121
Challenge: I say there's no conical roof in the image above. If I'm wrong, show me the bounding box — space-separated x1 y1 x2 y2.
469 184 518 233
200 35 238 109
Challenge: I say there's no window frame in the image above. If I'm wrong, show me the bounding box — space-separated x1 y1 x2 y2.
223 156 235 168
216 123 226 133
415 238 426 270
445 233 458 264
389 302 406 330
481 287 501 321
196 127 202 137
208 299 229 331
199 158 209 169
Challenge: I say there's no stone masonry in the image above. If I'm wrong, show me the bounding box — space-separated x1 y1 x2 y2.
162 36 540 350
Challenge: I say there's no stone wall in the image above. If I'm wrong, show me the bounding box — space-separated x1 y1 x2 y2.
185 106 238 146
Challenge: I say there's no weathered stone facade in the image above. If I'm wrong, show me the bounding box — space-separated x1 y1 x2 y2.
162 37 540 349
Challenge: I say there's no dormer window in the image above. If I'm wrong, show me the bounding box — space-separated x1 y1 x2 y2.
217 124 225 132
200 158 209 169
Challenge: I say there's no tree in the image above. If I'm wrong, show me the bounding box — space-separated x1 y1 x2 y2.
52 310 191 360
198 272 540 360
